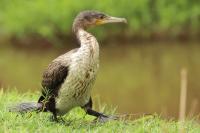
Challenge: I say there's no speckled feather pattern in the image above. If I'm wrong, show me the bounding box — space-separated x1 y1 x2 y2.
55 29 99 115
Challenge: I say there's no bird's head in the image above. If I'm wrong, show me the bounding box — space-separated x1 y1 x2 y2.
73 10 127 33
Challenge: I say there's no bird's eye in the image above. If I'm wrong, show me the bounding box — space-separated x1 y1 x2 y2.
99 14 105 19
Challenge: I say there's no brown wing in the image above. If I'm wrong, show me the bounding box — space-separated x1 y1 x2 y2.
38 48 78 103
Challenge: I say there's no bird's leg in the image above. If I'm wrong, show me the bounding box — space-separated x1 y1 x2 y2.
49 111 58 122
82 97 117 123
52 110 66 123
53 112 58 122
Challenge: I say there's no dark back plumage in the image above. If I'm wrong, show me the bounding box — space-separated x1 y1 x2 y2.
38 49 78 112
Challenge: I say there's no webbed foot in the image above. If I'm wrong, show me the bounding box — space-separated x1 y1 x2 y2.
95 114 118 123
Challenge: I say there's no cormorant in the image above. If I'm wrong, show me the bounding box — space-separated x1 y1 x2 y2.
9 10 127 122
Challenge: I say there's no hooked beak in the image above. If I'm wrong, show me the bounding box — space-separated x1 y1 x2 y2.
96 16 127 25
104 16 127 24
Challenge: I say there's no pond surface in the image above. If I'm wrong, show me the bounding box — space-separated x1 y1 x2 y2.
0 42 200 119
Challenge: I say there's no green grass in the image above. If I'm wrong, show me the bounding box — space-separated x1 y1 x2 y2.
0 90 200 133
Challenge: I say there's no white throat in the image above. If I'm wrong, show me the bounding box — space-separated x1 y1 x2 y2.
77 29 99 60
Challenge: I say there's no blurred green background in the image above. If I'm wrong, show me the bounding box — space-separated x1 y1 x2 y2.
0 0 200 118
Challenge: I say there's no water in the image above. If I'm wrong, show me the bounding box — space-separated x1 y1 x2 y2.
0 42 200 118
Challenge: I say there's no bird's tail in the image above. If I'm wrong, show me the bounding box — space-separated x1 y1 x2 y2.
8 102 43 113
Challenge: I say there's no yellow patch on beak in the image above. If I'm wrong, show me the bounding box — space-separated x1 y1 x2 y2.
95 19 105 25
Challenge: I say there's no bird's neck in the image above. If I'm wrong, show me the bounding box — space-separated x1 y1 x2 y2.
76 29 98 46
76 29 99 60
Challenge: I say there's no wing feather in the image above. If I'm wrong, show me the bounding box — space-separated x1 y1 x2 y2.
38 48 78 102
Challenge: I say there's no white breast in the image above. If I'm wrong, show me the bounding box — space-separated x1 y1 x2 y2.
56 30 99 115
